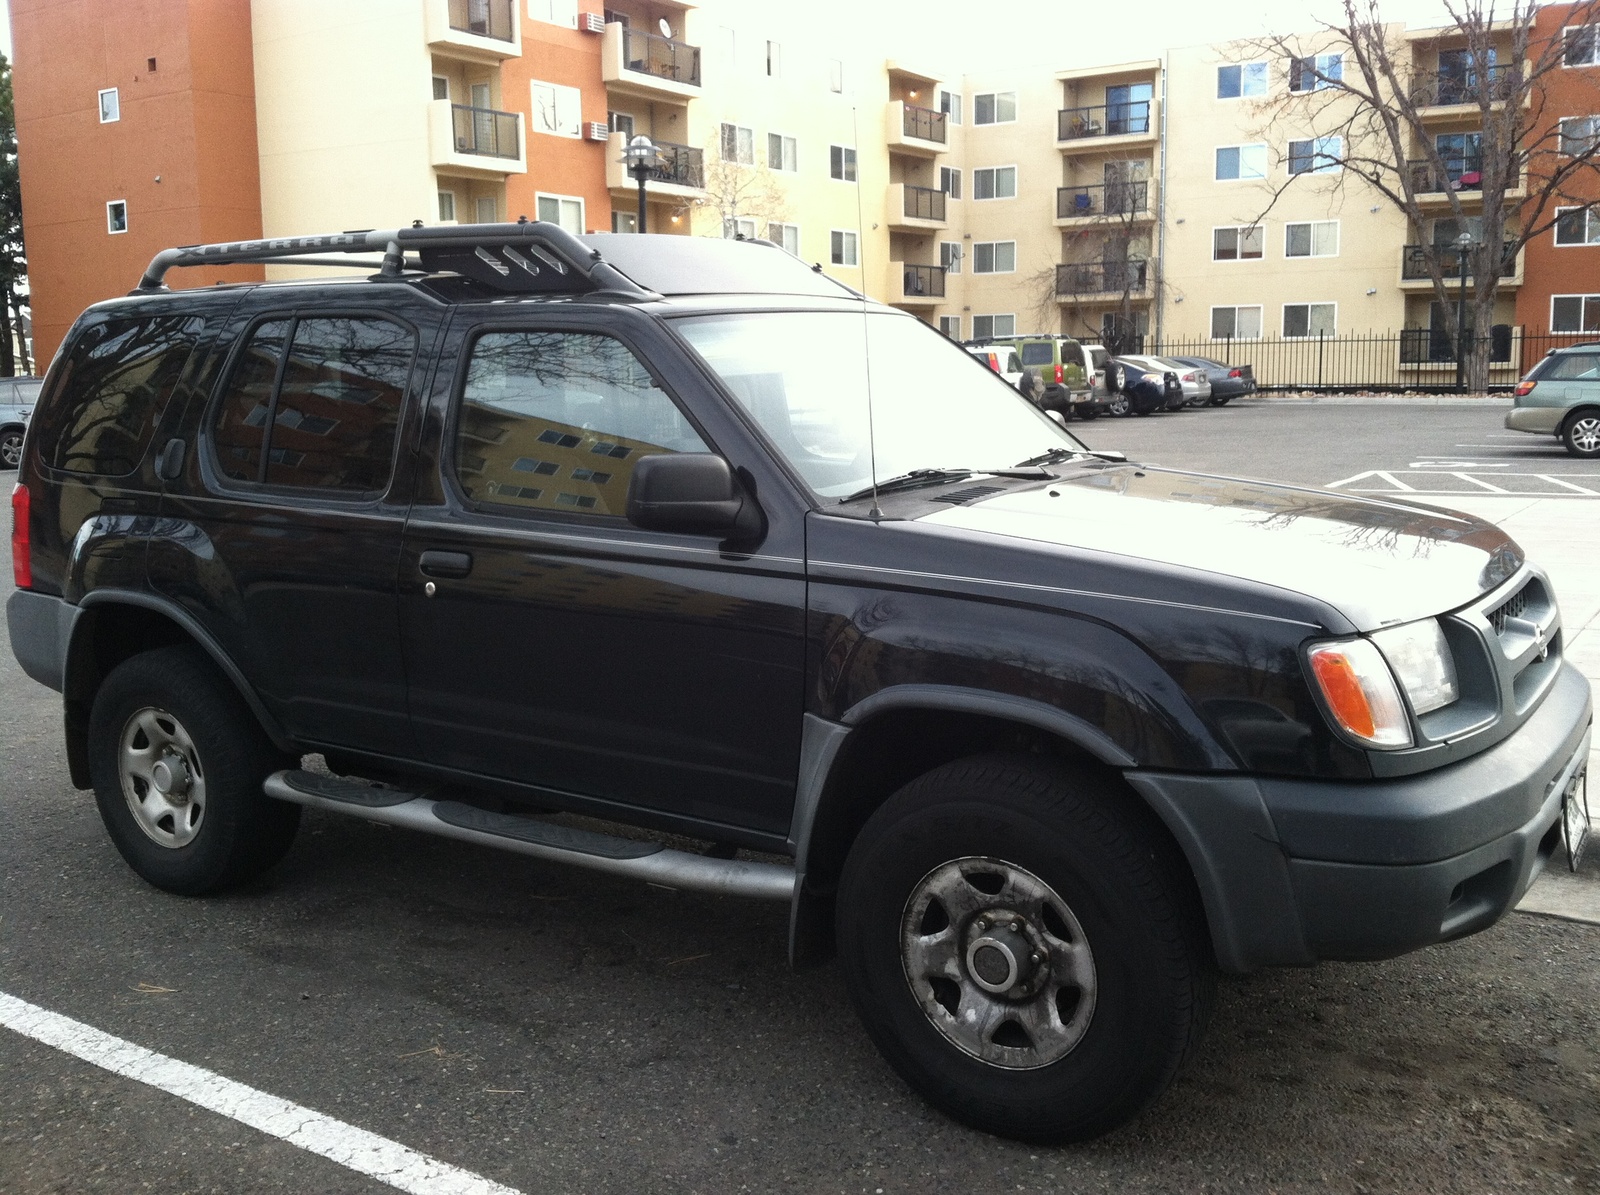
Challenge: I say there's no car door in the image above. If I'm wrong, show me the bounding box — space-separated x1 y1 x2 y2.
149 291 442 757
398 309 808 841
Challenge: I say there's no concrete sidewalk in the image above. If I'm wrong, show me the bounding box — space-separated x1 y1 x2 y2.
1424 494 1600 920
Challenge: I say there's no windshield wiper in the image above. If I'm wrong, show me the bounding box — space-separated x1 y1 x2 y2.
1012 446 1090 468
838 469 975 505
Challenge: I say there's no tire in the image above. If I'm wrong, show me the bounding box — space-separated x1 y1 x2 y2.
1077 406 1099 421
1105 395 1130 417
1209 396 1231 407
836 754 1213 1144
0 428 23 470
1562 410 1600 458
88 646 299 895
1110 364 1128 393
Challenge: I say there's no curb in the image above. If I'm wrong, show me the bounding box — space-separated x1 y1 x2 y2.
1233 394 1514 407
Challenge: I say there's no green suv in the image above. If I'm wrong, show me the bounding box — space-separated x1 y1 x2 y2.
1506 343 1600 457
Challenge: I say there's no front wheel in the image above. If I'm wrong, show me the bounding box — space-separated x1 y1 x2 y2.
836 754 1213 1143
1563 411 1600 457
1105 395 1130 417
0 428 23 469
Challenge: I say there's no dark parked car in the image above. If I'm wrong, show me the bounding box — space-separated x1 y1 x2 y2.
1166 356 1256 405
1105 355 1182 414
7 226 1592 1146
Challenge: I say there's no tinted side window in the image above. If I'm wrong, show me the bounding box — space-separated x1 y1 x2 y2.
1019 342 1053 366
1546 354 1600 381
456 331 708 515
210 316 414 492
36 316 205 476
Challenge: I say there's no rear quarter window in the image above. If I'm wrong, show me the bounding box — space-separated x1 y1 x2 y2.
1018 343 1054 366
1543 353 1600 381
34 315 206 477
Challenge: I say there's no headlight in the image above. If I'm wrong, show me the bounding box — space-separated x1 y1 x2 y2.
1370 619 1459 714
1306 638 1412 749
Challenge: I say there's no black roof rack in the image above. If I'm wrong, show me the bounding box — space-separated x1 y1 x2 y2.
136 220 659 299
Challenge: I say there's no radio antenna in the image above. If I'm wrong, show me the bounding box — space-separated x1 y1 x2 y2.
849 104 881 519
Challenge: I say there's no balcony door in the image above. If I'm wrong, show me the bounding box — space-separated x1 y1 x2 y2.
471 83 494 153
1105 83 1152 135
1103 160 1148 214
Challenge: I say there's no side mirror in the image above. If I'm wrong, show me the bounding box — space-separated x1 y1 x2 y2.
626 453 761 538
1046 410 1067 427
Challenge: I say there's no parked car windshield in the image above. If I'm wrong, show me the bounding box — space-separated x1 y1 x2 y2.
674 310 1085 499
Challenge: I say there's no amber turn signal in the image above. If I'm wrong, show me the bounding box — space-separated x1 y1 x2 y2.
1306 639 1412 749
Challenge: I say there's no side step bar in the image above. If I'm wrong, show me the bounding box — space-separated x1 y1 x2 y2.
263 770 796 901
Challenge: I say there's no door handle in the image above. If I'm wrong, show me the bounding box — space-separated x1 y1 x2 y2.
418 550 473 579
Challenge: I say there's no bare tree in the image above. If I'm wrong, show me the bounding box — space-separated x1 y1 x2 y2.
1039 173 1153 353
1247 0 1600 389
694 137 789 239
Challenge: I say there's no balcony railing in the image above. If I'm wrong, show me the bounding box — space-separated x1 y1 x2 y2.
901 104 948 144
902 264 946 298
451 103 520 159
1400 242 1517 280
448 0 514 41
1399 325 1514 363
1056 181 1150 218
1407 156 1483 193
644 141 704 188
1413 63 1513 107
622 27 701 87
1055 258 1151 296
902 184 947 221
1058 101 1151 141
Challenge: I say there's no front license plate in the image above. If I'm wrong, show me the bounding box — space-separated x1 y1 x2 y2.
1564 766 1590 872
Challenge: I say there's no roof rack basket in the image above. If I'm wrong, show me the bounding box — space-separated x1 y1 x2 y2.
135 220 657 298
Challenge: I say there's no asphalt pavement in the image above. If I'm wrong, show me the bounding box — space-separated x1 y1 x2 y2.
4 401 1600 1194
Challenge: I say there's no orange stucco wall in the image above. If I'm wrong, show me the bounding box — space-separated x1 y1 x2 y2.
13 0 264 366
1518 3 1600 334
501 19 610 231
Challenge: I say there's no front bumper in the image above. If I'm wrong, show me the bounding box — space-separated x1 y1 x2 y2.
1506 406 1565 434
1129 660 1592 972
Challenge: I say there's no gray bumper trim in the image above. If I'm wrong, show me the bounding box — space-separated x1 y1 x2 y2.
6 589 76 692
1505 406 1565 434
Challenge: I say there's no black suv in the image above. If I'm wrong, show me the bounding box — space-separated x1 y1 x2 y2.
7 224 1592 1144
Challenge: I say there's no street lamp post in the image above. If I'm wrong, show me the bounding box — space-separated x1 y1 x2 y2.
1454 230 1474 394
621 135 659 234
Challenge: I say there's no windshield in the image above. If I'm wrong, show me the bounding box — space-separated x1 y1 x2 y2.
674 310 1085 498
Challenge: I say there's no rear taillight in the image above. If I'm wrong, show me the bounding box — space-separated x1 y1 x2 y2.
1228 368 1242 378
1515 380 1536 397
11 482 30 589
1054 363 1064 384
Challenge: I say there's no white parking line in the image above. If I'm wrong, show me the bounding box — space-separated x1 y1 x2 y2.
1452 471 1509 492
1539 474 1600 495
0 992 523 1195
1328 470 1600 497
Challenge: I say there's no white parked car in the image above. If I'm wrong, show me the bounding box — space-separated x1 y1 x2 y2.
965 344 1026 390
1155 356 1213 407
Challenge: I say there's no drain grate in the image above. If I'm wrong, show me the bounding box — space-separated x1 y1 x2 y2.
931 485 1006 505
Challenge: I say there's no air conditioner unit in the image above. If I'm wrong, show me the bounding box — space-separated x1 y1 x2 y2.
579 12 605 33
585 122 611 142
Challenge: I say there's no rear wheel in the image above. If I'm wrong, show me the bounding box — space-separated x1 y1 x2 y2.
0 428 23 469
88 646 299 895
1563 411 1600 458
836 754 1213 1143
1209 396 1231 407
1076 405 1099 421
1106 395 1130 417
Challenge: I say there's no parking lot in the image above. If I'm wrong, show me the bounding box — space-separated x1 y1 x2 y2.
4 399 1600 1194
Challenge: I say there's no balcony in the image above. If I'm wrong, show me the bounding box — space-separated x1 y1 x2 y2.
886 102 948 156
1407 156 1524 208
425 0 520 62
897 263 946 307
604 132 705 200
602 24 701 101
1412 63 1517 120
1057 101 1158 151
886 183 947 231
428 99 527 176
1055 180 1153 225
1398 242 1522 289
1055 258 1153 300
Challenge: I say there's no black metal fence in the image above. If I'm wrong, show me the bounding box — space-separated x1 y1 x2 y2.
451 104 519 159
902 184 946 221
1056 181 1150 218
901 104 947 144
1057 101 1152 141
448 0 514 41
1400 242 1519 281
623 28 701 87
1056 259 1152 296
648 141 703 188
1123 329 1573 393
902 264 946 298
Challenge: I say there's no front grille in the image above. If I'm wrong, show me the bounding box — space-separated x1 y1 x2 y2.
1487 585 1529 635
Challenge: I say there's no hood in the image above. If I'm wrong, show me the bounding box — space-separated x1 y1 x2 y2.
917 466 1520 632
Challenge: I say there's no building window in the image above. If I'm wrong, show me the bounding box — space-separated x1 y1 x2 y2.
767 133 798 171
536 193 584 234
1213 226 1264 261
106 200 128 234
766 40 781 77
98 88 120 123
723 217 757 240
939 90 962 124
830 145 857 181
1215 144 1268 181
1560 116 1600 155
1289 53 1343 92
940 241 961 274
829 59 843 92
973 242 1016 273
530 0 579 28
530 80 582 138
1564 25 1600 67
609 110 635 138
476 196 497 223
973 166 1017 199
1285 220 1340 257
438 191 457 222
1216 63 1266 99
1552 294 1600 331
1288 135 1342 174
830 230 859 266
720 123 755 165
1211 306 1264 339
1555 206 1600 245
972 314 1016 339
939 315 961 339
973 92 1017 125
768 222 800 254
940 167 962 199
612 211 638 234
1282 302 1336 338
